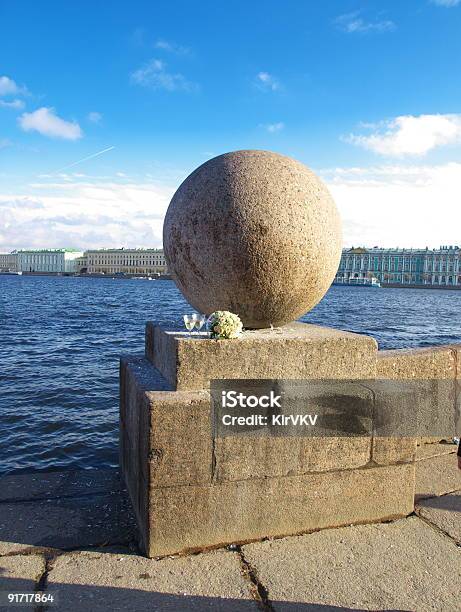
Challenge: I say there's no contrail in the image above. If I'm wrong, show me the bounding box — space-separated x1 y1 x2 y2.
52 146 115 173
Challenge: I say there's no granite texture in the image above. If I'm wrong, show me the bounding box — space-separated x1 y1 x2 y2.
0 469 137 556
242 517 461 611
120 327 426 557
377 347 457 441
213 436 372 482
146 463 415 557
47 549 256 611
163 150 342 328
1 467 459 610
415 451 461 499
0 555 45 602
416 490 461 544
376 346 457 380
146 321 378 390
415 441 458 460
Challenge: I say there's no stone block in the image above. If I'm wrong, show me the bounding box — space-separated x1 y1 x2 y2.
372 437 416 465
212 380 376 481
454 344 461 436
120 358 212 492
147 389 212 488
214 436 371 482
363 379 418 465
146 322 378 391
120 357 152 533
415 452 461 499
121 331 422 558
146 463 414 557
119 425 144 544
122 362 379 486
377 346 456 379
120 355 171 433
377 347 457 441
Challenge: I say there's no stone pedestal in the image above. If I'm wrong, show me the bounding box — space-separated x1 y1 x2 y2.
145 322 377 390
120 323 417 557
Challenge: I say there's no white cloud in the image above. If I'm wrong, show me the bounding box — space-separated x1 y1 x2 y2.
255 72 280 92
262 122 285 133
4 164 460 253
130 58 197 92
87 111 102 123
154 39 190 55
320 162 461 248
335 11 395 33
0 177 174 251
18 107 83 140
0 138 11 149
0 75 28 96
344 114 461 157
431 0 460 6
0 99 25 110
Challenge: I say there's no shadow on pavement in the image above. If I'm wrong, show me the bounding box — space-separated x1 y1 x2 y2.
0 469 138 551
416 493 460 511
0 575 412 612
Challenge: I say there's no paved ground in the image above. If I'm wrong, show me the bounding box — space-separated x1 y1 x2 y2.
0 443 460 611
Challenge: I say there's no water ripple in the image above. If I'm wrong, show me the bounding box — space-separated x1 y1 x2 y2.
2 276 461 475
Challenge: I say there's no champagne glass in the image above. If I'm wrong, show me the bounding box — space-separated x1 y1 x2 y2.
194 314 207 334
183 314 196 337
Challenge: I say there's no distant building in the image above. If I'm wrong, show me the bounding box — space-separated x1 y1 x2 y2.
74 255 87 273
64 252 85 272
14 249 84 273
82 248 167 275
337 246 461 287
0 252 18 272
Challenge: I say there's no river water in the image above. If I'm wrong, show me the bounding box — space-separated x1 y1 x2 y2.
1 275 461 475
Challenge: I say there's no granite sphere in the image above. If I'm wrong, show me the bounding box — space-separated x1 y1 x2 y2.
163 150 342 329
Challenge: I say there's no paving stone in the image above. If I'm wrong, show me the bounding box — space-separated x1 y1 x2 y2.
47 548 257 611
242 516 461 611
0 554 45 611
415 452 461 499
416 490 461 543
0 487 137 555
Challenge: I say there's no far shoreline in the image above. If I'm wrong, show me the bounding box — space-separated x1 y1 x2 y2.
3 272 461 291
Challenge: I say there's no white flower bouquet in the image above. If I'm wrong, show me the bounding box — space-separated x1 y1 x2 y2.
207 311 243 339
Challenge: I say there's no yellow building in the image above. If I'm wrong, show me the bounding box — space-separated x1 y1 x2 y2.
0 252 18 272
81 249 167 275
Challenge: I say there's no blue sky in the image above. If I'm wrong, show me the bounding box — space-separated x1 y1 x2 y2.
1 0 461 250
